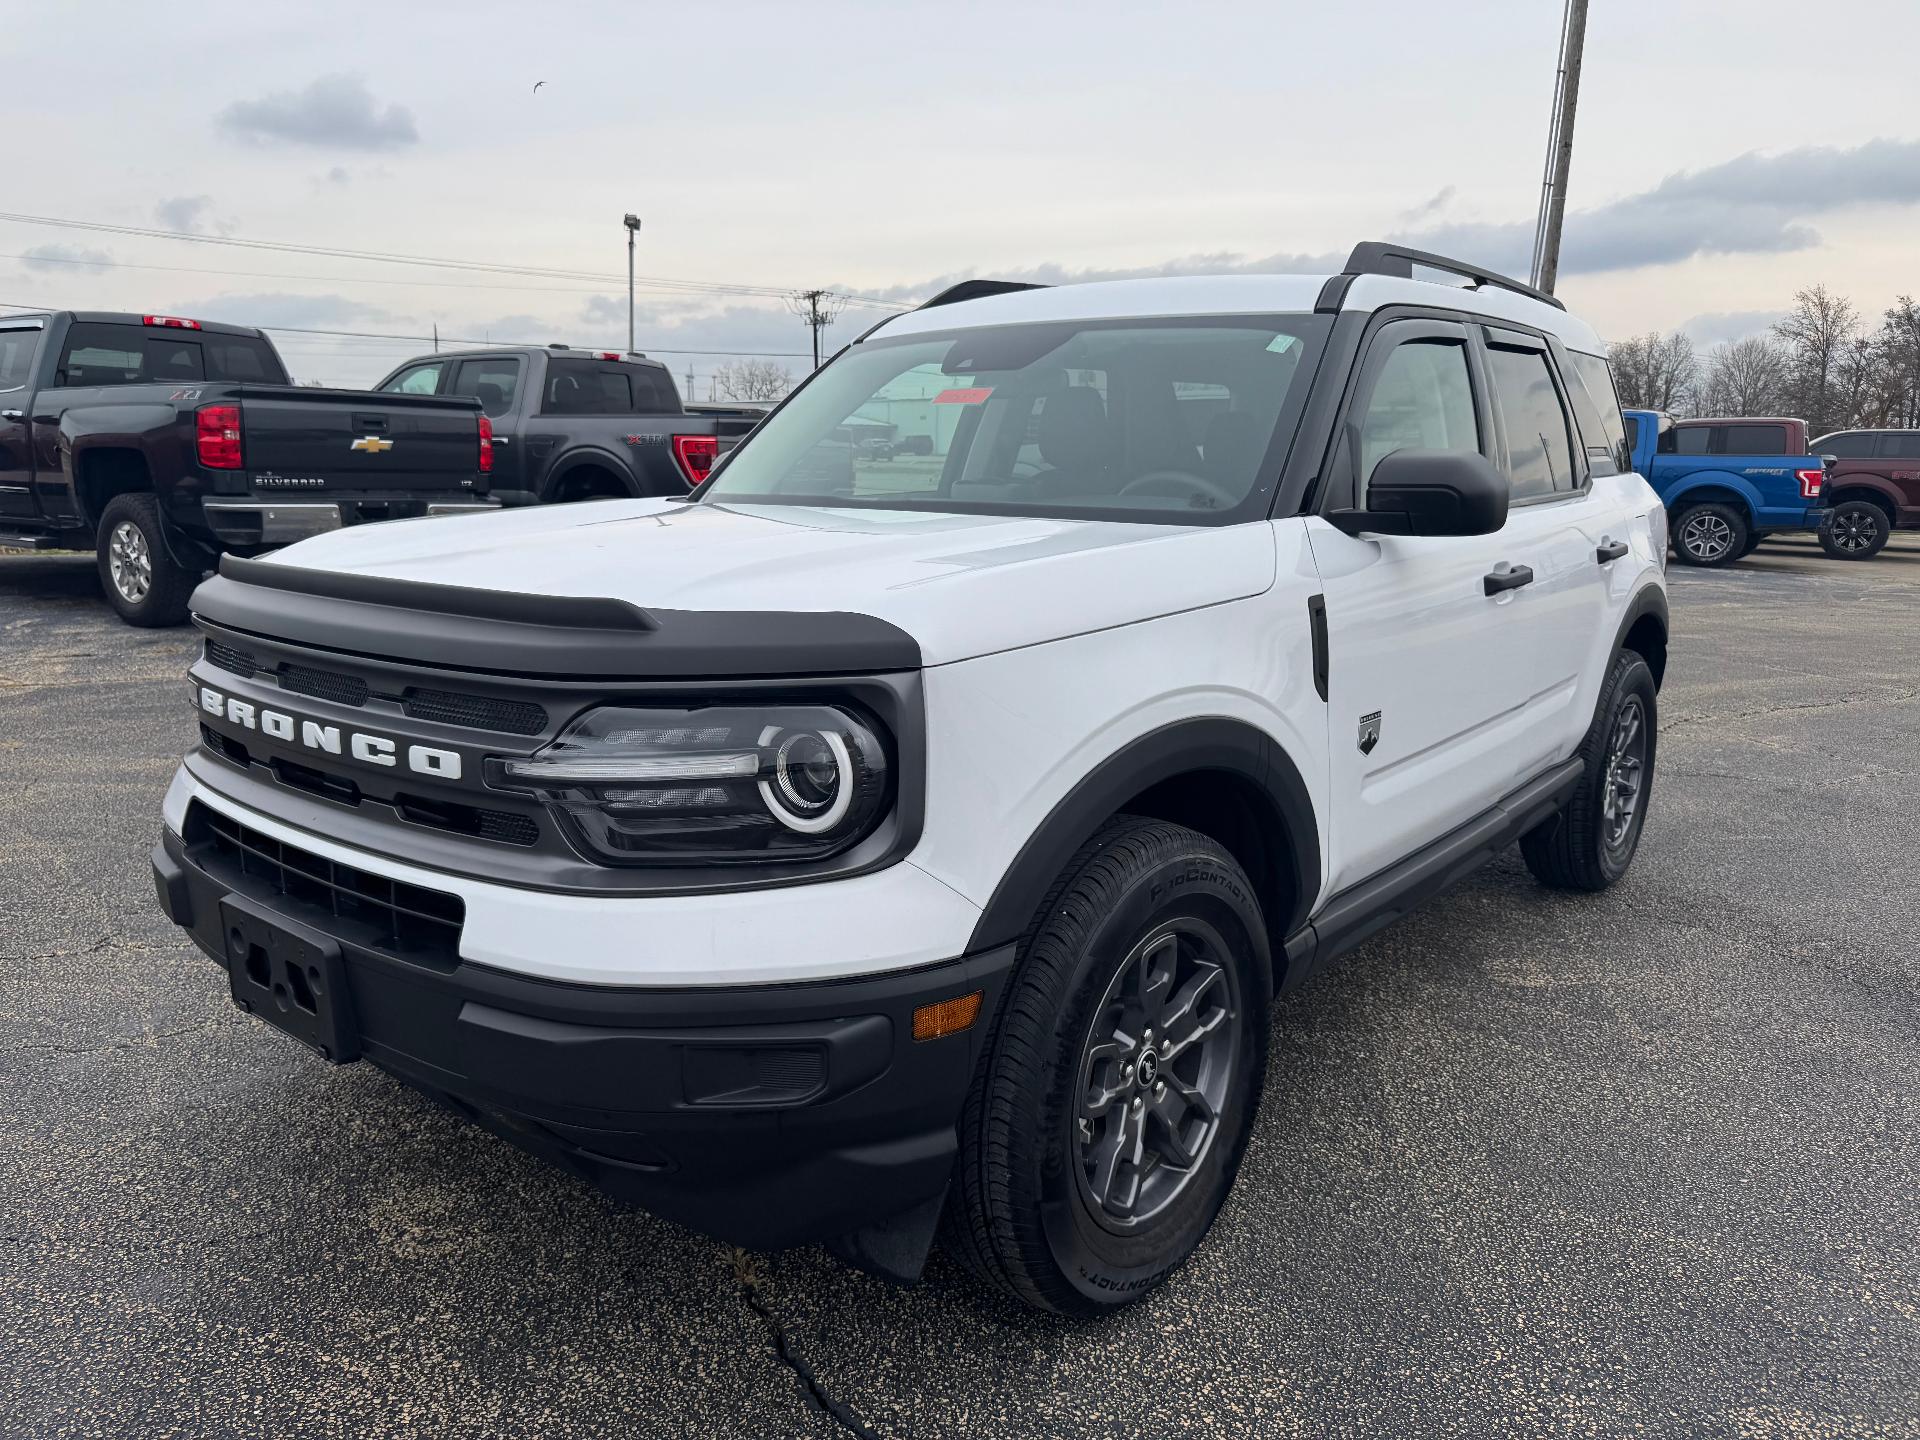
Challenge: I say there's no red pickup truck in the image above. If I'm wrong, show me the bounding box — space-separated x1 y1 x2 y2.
1810 429 1920 559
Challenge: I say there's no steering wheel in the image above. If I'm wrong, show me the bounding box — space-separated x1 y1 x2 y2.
1118 469 1240 509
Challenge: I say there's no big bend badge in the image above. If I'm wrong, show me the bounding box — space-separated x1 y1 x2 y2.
1358 710 1382 756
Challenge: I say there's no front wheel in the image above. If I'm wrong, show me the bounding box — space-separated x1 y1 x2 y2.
1819 500 1891 560
96 493 194 627
946 817 1270 1315
1670 503 1748 567
1521 649 1658 892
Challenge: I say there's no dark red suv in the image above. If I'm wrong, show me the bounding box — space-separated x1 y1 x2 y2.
1810 430 1920 559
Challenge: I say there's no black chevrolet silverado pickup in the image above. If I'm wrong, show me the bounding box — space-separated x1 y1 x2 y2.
0 311 495 625
372 345 761 506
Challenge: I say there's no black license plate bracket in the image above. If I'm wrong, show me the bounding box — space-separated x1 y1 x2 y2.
219 895 361 1064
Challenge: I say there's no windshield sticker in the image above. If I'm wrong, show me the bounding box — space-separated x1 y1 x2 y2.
933 387 993 405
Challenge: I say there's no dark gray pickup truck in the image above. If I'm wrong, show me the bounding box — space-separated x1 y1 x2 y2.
0 311 494 625
372 345 761 507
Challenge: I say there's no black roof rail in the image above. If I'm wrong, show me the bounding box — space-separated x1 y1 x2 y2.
916 279 1048 310
1342 242 1566 312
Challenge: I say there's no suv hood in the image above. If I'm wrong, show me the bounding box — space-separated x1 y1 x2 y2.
264 499 1277 666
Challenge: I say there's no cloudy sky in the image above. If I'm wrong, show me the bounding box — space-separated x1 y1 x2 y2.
3 0 1916 391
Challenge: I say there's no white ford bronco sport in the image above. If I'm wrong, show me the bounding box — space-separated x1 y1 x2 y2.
154 243 1670 1315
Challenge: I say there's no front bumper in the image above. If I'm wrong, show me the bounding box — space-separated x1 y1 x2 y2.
152 823 1014 1252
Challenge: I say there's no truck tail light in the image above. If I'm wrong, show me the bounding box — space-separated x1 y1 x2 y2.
595 351 622 361
1796 468 1823 499
672 434 718 486
143 314 202 329
195 404 243 469
478 413 494 474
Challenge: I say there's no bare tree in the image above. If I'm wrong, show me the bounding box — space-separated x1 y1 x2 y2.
1609 331 1697 412
1772 285 1857 433
1699 336 1789 416
712 359 793 402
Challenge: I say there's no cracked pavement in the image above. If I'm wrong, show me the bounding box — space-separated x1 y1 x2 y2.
4 534 1919 1438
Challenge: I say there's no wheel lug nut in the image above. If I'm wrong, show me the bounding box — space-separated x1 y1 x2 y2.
1123 1064 1134 1082
1131 1096 1143 1113
1154 1081 1165 1099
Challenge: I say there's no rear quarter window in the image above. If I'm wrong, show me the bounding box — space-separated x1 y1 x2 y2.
1722 424 1789 454
1565 351 1629 474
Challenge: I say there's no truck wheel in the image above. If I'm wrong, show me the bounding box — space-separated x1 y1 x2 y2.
1521 649 1657 892
1736 532 1765 558
96 493 195 627
1819 500 1890 560
946 816 1270 1315
1670 503 1747 567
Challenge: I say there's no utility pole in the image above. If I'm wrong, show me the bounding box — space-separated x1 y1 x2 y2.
685 363 695 398
1529 0 1588 295
788 289 845 370
432 322 438 353
623 213 642 353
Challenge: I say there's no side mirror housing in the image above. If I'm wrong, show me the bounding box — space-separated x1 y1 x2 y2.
1328 449 1510 537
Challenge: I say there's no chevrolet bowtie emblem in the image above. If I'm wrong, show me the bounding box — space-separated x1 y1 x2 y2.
350 435 394 454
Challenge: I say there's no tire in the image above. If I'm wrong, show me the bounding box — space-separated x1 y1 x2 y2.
946 816 1271 1315
1521 649 1657 892
96 493 194 627
1819 500 1891 560
1670 502 1748 567
1736 532 1765 558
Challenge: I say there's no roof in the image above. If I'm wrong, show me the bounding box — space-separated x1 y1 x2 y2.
878 269 1607 355
1673 416 1804 425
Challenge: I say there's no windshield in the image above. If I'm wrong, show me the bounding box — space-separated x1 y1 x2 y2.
700 315 1329 523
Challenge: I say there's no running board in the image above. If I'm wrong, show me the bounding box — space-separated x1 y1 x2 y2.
0 532 77 552
1284 758 1585 983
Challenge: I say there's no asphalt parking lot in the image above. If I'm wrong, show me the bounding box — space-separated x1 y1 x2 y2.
3 534 1919 1439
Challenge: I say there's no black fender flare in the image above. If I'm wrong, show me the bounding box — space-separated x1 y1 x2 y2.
1610 582 1670 689
539 444 644 501
964 716 1321 957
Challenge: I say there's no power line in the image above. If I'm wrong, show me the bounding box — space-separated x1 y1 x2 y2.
0 209 911 311
0 299 814 357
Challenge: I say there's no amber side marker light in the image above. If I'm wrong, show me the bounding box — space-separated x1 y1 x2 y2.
912 991 983 1042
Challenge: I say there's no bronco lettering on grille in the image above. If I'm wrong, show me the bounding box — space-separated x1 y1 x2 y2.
198 686 462 780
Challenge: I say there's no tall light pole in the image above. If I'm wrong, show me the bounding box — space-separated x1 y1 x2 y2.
1529 0 1588 295
623 213 642 353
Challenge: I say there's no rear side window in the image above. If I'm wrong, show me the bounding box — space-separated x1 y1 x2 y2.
1565 351 1629 475
1722 423 1788 454
1622 414 1641 453
52 323 285 387
1485 345 1576 499
1357 339 1480 488
0 325 44 390
450 357 523 417
1665 426 1712 455
1881 433 1920 458
545 361 634 414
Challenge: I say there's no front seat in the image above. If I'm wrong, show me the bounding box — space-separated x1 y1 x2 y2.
1035 387 1113 496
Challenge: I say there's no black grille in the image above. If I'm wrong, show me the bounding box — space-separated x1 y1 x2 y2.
205 640 258 678
404 688 548 736
396 792 540 847
277 664 370 707
187 802 463 968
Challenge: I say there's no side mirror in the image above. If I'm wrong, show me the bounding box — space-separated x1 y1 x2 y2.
1328 448 1510 538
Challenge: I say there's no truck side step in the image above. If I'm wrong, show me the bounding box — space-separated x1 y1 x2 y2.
0 531 80 552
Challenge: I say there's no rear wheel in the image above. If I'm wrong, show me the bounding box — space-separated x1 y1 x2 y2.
1521 649 1657 892
1670 502 1748 567
1819 500 1891 560
946 817 1270 1315
96 493 194 627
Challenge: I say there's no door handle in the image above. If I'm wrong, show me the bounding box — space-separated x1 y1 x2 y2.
486 434 509 445
0 409 21 422
1483 564 1535 596
1596 539 1629 563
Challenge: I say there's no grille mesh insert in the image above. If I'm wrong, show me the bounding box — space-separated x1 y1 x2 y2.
204 640 258 678
404 688 548 736
277 664 370 707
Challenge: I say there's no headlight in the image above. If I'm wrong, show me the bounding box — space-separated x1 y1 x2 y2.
491 703 890 865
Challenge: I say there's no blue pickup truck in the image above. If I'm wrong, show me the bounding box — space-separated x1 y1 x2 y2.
1623 410 1829 566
